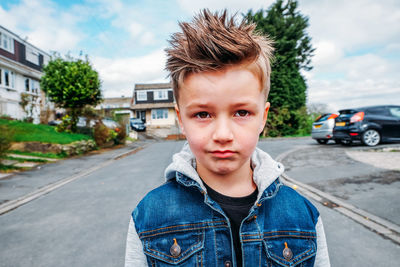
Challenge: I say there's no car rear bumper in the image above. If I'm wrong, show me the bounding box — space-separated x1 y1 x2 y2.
311 130 334 140
333 130 362 141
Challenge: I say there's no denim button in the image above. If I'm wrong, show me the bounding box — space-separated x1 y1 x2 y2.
170 238 181 257
224 260 232 267
283 242 293 260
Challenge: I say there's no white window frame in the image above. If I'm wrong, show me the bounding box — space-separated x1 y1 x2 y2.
1 68 15 89
153 90 168 100
137 91 147 101
26 46 39 65
0 31 14 54
151 108 168 120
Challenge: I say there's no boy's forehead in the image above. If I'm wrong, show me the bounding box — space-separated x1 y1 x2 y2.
178 67 265 107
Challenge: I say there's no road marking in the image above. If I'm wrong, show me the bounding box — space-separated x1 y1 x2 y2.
277 146 400 245
0 145 145 215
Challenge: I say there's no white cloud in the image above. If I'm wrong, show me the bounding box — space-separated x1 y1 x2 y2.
177 0 274 14
0 0 84 53
92 49 168 97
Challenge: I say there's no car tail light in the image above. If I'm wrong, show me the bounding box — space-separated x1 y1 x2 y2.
350 112 364 123
350 133 359 136
328 114 338 120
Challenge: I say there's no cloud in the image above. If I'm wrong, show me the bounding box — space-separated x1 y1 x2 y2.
176 0 274 14
92 49 168 97
0 0 84 53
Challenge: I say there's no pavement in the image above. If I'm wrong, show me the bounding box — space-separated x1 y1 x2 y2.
0 141 148 214
277 142 400 245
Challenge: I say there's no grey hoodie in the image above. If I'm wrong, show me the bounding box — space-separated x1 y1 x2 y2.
125 143 330 266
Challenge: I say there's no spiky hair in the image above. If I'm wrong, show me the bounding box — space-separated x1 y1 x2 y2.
165 9 274 102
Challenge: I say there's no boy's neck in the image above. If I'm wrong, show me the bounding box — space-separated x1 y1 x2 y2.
196 159 257 197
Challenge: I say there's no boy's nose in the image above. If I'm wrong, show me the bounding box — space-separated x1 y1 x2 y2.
212 117 233 143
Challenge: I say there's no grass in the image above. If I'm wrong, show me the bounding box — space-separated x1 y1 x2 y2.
7 150 67 159
0 119 92 144
0 164 25 172
4 156 49 163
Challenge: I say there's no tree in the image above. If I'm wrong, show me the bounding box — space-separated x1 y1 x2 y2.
246 0 315 136
40 55 102 132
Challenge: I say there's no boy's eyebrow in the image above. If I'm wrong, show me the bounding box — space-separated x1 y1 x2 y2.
184 101 258 110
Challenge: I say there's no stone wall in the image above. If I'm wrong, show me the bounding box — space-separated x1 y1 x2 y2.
10 140 97 156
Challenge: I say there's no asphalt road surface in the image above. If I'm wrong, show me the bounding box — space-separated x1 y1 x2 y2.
0 138 399 266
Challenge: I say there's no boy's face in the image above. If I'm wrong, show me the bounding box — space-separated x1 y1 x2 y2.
176 66 270 177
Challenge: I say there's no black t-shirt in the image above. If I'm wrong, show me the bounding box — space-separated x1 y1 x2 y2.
203 182 258 267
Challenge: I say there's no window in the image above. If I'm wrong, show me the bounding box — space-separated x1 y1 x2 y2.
137 91 147 101
2 68 15 89
24 77 40 94
153 90 168 100
25 78 30 92
31 79 40 94
389 107 400 118
0 31 14 53
151 109 168 119
26 46 39 65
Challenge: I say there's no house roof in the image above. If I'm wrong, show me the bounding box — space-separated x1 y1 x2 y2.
131 102 175 110
134 82 172 90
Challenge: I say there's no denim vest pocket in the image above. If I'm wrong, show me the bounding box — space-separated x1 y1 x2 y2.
263 231 317 266
142 229 205 266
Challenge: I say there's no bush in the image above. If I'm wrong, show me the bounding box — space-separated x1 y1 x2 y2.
0 125 14 163
115 127 126 145
262 106 314 137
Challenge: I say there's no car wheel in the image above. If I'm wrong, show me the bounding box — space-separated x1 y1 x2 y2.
362 129 381 146
317 139 328 144
334 139 341 144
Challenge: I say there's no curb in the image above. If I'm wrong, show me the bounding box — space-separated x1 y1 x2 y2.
276 146 400 245
0 144 146 216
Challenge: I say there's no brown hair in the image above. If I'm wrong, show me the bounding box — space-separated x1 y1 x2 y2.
165 9 274 103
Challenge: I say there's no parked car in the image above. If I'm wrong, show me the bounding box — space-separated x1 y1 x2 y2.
130 118 146 132
311 113 338 144
333 105 400 146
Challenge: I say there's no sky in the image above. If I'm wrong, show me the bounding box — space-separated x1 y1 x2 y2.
0 0 399 112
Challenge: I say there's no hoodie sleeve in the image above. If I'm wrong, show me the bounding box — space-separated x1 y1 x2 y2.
314 217 331 267
125 217 148 267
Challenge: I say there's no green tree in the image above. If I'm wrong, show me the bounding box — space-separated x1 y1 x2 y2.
246 0 314 136
40 55 102 132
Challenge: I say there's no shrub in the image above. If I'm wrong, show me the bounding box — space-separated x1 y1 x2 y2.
0 125 14 163
93 122 111 147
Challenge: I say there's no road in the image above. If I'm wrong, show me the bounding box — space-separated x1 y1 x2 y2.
0 138 399 266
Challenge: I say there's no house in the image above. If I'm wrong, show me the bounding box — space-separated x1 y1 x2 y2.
95 96 133 118
0 25 51 123
131 82 181 138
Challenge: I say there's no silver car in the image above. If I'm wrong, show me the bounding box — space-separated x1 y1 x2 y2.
311 113 338 144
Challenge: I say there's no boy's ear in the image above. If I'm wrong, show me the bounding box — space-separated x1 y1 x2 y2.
175 104 185 135
260 102 270 133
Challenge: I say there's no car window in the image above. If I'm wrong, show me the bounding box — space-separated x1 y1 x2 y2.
315 114 331 122
389 107 400 118
366 107 388 115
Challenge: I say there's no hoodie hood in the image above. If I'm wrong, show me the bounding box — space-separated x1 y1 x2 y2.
165 142 285 201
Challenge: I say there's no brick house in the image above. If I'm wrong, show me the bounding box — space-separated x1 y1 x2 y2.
131 82 181 138
0 25 52 123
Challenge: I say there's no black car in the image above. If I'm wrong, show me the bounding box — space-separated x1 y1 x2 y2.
130 118 146 131
333 105 400 146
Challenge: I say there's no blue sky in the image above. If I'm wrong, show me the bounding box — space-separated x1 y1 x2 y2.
1 0 399 112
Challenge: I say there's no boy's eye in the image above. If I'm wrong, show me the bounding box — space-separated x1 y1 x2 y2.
235 110 249 117
195 112 211 119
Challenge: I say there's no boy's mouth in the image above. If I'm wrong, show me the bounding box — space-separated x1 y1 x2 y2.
211 150 236 158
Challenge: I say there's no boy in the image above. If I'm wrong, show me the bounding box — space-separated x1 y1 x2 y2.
125 9 329 267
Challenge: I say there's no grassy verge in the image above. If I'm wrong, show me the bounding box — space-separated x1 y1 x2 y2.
0 119 92 144
7 150 67 159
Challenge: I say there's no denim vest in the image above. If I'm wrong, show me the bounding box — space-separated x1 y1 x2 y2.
132 171 319 267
